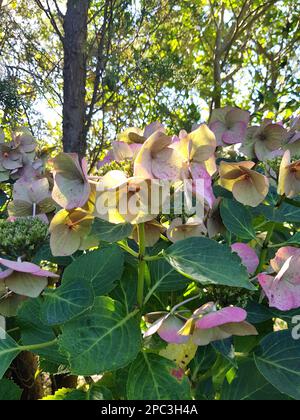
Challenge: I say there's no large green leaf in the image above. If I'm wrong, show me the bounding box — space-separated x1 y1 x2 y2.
91 219 133 242
0 333 20 380
256 203 300 223
59 297 141 375
164 237 255 290
41 278 94 325
286 232 300 245
221 361 289 400
110 265 137 313
17 298 66 365
63 245 125 296
127 353 191 400
254 330 300 400
149 259 189 292
220 199 256 240
0 378 22 400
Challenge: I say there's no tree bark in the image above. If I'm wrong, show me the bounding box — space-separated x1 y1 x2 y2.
63 0 90 158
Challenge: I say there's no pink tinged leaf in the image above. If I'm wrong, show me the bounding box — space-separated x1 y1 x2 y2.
195 307 247 330
157 316 189 344
171 368 185 380
231 243 259 274
0 258 59 278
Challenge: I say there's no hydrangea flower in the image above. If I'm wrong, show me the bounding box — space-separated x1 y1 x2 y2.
132 220 165 247
284 115 300 156
231 243 259 274
8 177 55 218
258 247 300 311
95 170 165 224
0 257 58 298
175 124 217 177
278 150 300 198
144 312 189 344
180 303 258 346
242 119 287 161
167 217 207 243
109 122 165 164
0 141 23 171
134 131 183 180
50 207 95 256
52 153 91 210
209 106 250 146
219 161 269 207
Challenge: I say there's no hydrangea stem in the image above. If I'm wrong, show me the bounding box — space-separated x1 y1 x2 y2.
137 223 146 308
255 223 275 276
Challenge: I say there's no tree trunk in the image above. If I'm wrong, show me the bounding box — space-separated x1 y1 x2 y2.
63 0 90 158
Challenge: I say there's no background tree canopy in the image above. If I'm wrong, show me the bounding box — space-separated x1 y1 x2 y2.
0 0 299 161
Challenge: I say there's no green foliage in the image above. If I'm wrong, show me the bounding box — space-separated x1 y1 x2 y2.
164 237 254 290
0 378 22 401
220 199 256 240
63 246 125 296
254 330 300 400
127 353 192 400
58 297 141 375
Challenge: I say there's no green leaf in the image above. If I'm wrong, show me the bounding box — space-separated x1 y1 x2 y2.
0 378 22 400
164 237 255 290
0 333 20 380
63 245 125 296
257 203 300 223
254 330 300 399
245 302 273 324
220 199 256 240
212 338 237 368
59 297 141 375
149 259 189 292
221 360 289 400
0 190 8 208
41 278 95 325
17 298 67 365
91 219 133 242
286 232 300 245
110 265 137 313
127 353 191 400
32 242 77 267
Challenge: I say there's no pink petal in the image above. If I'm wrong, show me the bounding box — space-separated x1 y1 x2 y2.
271 246 300 273
223 122 248 145
158 316 189 344
0 268 14 279
195 307 247 330
0 258 59 278
231 243 259 274
258 262 300 311
190 164 216 209
209 121 226 146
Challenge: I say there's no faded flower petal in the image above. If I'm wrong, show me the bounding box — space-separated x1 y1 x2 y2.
278 150 300 198
219 161 269 207
231 243 259 274
52 153 91 210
